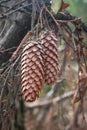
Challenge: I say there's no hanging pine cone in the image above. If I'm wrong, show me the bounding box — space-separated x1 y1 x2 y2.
40 31 59 85
21 41 44 102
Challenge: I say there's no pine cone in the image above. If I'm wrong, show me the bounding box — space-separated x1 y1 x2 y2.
40 31 59 85
21 41 44 102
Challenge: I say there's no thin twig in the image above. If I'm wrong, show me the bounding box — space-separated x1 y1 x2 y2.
0 20 7 37
25 91 74 108
0 3 32 19
5 0 26 13
39 7 45 28
11 31 31 59
56 17 81 23
31 0 36 30
45 7 61 29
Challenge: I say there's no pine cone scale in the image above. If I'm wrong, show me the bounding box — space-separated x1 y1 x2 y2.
21 41 44 102
40 31 59 85
21 30 59 102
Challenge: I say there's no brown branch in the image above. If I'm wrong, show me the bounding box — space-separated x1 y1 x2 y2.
56 17 81 23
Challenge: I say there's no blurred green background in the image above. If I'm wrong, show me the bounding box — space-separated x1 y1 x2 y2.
52 0 87 23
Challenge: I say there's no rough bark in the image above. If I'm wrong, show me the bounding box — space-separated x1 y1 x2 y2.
0 13 31 65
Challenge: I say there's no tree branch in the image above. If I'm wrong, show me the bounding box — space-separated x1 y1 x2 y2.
25 91 74 109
